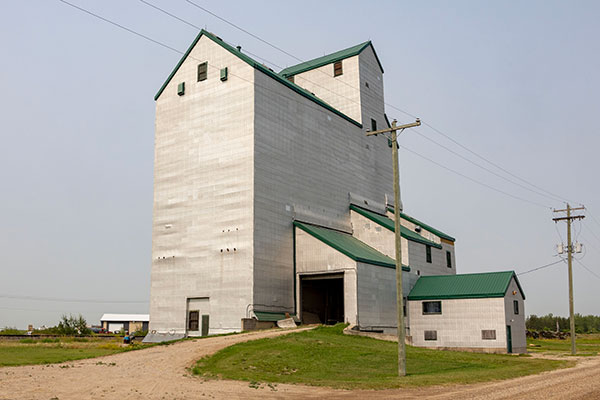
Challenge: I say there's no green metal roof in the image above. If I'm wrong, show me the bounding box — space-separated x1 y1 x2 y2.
350 205 442 249
387 207 455 242
407 271 525 300
154 30 361 127
294 221 409 271
253 311 287 322
279 41 384 77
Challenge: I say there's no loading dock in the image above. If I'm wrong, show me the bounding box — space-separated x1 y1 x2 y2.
300 273 344 325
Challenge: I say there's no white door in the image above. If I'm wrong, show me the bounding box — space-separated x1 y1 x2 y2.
187 298 209 336
108 322 124 333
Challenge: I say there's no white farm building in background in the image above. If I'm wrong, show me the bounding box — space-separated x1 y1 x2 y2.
148 29 526 353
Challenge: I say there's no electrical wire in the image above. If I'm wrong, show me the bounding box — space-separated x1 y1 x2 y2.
575 258 600 280
185 0 301 63
412 130 554 206
0 294 148 304
516 259 565 276
583 222 600 245
180 0 575 207
58 0 563 211
399 144 551 208
57 1 367 132
139 0 278 69
587 210 600 230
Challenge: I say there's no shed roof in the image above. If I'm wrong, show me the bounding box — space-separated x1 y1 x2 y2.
407 271 525 300
294 221 409 271
279 41 384 77
100 313 149 322
254 311 287 322
350 205 442 249
154 30 361 127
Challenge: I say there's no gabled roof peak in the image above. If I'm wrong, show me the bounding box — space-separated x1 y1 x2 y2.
153 30 362 127
279 40 384 77
407 271 526 300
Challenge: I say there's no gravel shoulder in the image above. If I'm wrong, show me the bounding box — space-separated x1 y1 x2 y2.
1 328 599 400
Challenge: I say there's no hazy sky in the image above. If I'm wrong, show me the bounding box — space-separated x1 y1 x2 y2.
1 1 599 329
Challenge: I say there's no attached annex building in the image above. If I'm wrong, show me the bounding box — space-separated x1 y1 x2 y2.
149 30 525 353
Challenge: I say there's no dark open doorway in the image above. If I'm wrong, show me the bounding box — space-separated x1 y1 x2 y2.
300 274 344 325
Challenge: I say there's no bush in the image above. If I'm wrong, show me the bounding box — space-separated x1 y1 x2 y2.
0 327 25 335
527 314 600 333
56 314 92 336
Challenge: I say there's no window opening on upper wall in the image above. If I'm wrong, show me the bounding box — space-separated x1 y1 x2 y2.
197 62 208 81
333 61 343 77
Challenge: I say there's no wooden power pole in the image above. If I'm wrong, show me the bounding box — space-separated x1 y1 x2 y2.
553 204 585 355
367 118 420 376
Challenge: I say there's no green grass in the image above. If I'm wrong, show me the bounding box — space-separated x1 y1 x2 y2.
193 324 571 389
0 337 149 367
0 346 123 366
527 333 600 356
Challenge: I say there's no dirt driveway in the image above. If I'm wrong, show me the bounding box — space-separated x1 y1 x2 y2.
1 327 599 400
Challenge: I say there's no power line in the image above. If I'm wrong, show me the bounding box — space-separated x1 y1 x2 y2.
580 234 600 254
418 121 574 205
58 1 565 211
0 294 148 304
142 0 560 210
181 0 575 207
587 210 600 230
575 258 600 280
517 259 565 276
413 130 555 205
139 0 278 69
185 0 301 63
57 0 365 131
399 144 551 209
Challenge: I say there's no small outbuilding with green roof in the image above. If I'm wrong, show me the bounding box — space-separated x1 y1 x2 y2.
407 271 526 354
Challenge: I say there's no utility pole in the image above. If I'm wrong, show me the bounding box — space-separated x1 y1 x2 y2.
367 118 420 376
553 204 585 355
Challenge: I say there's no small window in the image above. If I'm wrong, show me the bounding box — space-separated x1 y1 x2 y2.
197 62 208 81
371 118 377 132
286 75 294 83
422 301 442 315
402 297 407 317
424 330 437 341
482 330 496 340
220 67 228 81
514 300 519 315
426 245 432 263
177 82 185 96
446 251 452 268
333 61 343 77
188 311 199 331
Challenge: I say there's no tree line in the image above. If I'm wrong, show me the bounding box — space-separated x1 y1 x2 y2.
526 313 600 333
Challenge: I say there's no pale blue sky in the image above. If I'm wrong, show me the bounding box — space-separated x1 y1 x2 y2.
1 1 599 329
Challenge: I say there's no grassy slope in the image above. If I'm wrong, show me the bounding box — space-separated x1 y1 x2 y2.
193 325 571 389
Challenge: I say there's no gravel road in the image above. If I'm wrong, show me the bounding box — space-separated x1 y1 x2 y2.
1 327 599 400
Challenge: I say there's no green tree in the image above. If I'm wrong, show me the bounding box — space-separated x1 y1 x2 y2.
56 314 91 335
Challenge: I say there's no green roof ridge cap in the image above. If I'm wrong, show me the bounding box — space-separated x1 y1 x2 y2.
279 40 384 77
154 30 362 128
386 206 455 242
350 205 442 249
